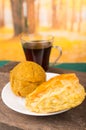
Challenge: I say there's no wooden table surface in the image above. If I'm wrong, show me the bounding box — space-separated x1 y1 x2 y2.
0 62 86 130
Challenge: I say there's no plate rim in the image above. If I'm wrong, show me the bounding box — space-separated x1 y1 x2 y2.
1 72 69 116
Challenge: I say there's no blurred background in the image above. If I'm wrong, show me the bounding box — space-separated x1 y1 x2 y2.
0 0 86 63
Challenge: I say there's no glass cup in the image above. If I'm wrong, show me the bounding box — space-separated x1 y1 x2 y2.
21 34 62 71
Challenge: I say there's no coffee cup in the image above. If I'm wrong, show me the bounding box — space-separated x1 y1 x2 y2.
21 34 62 71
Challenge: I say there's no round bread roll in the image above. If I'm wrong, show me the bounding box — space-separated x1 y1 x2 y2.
10 61 46 97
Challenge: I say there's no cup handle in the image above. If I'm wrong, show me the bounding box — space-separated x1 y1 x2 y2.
50 46 62 66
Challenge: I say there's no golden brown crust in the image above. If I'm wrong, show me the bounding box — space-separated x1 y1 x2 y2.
26 73 86 113
10 61 46 97
10 61 46 82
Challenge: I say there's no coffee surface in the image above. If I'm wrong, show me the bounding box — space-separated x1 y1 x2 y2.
23 41 52 71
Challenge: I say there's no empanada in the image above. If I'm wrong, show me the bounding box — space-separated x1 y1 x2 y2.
26 73 86 113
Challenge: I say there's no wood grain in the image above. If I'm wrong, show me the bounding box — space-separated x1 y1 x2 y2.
0 62 86 130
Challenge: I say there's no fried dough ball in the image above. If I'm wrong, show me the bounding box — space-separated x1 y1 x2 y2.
10 61 46 97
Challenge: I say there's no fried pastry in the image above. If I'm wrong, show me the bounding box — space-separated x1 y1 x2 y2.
26 73 86 113
10 61 46 97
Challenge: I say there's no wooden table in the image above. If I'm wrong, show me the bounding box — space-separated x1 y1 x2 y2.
0 62 86 130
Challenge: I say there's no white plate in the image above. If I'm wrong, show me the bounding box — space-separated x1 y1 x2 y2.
1 72 68 116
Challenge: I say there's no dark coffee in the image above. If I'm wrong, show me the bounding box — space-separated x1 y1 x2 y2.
22 40 52 71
